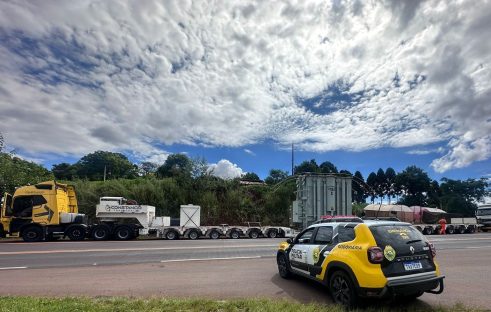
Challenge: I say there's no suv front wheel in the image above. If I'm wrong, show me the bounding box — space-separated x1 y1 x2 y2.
329 270 358 308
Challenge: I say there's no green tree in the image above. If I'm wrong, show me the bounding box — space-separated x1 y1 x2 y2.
352 171 367 203
439 178 488 216
0 154 53 194
156 154 192 179
52 163 78 180
395 165 431 206
75 151 137 180
319 161 338 173
242 172 261 182
376 168 387 200
366 172 377 203
294 159 319 174
385 167 397 203
264 169 289 185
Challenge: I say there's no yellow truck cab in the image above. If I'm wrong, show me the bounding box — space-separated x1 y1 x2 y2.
0 181 87 241
277 220 444 307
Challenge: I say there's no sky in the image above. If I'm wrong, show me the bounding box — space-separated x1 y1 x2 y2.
0 0 490 181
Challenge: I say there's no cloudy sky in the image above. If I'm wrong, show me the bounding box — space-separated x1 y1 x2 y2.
0 0 490 180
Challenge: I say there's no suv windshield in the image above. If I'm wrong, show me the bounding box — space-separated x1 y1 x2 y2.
369 225 425 248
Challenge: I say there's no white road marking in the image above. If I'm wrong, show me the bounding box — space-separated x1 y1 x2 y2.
160 256 262 263
0 244 278 256
0 266 27 270
430 237 491 242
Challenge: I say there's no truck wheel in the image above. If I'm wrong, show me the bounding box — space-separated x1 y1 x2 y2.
423 227 433 235
66 225 86 241
92 224 110 241
249 230 259 239
277 254 292 279
230 230 240 239
188 230 199 240
457 227 465 234
446 226 455 234
114 226 132 240
329 270 358 308
209 230 220 239
22 226 44 242
268 230 278 238
165 230 179 240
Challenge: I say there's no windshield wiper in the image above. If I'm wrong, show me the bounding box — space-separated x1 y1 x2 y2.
406 239 422 244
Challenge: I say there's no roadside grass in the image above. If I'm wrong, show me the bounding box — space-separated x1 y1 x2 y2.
0 297 485 312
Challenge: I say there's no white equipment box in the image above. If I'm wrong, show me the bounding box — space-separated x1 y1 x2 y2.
180 205 201 227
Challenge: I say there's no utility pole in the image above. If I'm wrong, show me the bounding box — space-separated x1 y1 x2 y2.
103 165 106 182
291 143 294 176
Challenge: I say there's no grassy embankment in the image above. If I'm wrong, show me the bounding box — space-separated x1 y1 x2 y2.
0 297 485 312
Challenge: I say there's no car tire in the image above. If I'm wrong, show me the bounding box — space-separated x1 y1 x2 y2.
91 224 111 241
277 253 292 279
66 225 86 241
188 230 199 240
329 270 358 308
22 226 44 242
114 226 132 240
165 230 179 240
209 230 220 239
268 230 278 238
249 230 259 239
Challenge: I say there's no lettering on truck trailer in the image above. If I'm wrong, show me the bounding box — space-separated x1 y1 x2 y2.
104 205 143 213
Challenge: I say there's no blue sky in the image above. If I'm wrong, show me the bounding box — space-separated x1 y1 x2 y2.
0 1 490 182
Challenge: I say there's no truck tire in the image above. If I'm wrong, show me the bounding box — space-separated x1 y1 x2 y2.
423 227 433 235
267 229 278 238
229 230 240 239
188 229 199 240
165 230 179 240
248 230 260 239
209 230 220 239
66 225 86 241
446 226 455 234
114 225 132 240
22 226 44 242
91 224 111 241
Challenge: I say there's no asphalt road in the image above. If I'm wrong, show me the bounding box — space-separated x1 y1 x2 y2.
1 234 490 308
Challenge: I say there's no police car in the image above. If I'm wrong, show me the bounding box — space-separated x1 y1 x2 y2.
277 220 444 307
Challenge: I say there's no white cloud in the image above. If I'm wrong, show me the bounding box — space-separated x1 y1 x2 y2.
407 147 445 155
0 0 490 171
244 149 255 156
208 159 244 179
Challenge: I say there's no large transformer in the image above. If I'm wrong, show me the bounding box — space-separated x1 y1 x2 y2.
292 174 353 229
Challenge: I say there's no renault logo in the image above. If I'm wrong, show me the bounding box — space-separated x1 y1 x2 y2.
410 246 415 254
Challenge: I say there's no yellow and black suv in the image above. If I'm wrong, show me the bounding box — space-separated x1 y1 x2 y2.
277 221 444 307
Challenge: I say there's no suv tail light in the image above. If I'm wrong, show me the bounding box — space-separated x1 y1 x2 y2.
368 246 384 264
429 243 436 258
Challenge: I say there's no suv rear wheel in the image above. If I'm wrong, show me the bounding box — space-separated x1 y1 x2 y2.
329 270 358 308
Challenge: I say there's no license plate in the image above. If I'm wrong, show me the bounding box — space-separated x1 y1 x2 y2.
403 261 423 271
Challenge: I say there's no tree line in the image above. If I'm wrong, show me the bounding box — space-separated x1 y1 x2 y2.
0 133 488 222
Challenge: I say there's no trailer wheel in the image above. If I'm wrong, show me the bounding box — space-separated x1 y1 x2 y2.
248 230 260 239
66 225 86 241
91 224 111 240
188 230 199 240
209 230 220 239
114 226 132 240
457 227 465 234
423 227 433 235
446 226 455 234
267 229 278 238
165 230 179 240
229 230 240 239
22 226 44 242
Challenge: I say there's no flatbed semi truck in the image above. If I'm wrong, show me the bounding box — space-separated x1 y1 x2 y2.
0 181 294 242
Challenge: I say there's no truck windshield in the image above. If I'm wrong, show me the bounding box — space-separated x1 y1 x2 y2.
477 208 491 216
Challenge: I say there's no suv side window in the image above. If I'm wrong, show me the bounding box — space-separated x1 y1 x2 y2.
314 226 333 244
338 226 356 243
295 228 315 244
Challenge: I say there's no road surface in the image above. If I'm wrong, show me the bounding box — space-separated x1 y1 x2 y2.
0 234 490 308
